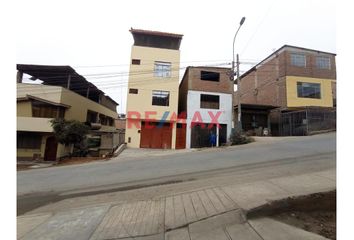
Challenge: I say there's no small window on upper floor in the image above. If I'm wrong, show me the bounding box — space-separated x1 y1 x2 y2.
290 53 306 67
152 90 170 106
200 71 220 82
154 62 171 78
316 56 331 70
132 59 141 65
200 94 220 109
32 101 65 118
129 88 138 94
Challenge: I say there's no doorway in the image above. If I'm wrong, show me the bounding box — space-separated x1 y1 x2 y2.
44 136 58 161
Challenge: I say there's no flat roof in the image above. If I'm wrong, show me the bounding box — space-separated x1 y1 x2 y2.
130 28 183 39
130 28 183 50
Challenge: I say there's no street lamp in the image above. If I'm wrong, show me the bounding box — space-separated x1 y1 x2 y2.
231 16 246 134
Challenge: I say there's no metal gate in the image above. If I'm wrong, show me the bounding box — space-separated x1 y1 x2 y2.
280 108 336 136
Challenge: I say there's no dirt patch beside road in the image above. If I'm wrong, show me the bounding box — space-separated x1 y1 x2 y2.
17 157 109 171
273 210 335 239
247 190 336 239
57 156 108 166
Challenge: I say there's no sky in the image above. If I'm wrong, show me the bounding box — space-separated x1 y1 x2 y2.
16 0 336 114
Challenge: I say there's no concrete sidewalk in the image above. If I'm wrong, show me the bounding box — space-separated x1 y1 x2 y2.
18 169 335 240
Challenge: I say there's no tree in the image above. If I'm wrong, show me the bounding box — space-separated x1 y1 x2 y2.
50 119 90 156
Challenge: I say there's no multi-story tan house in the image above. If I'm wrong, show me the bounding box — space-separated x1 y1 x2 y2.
17 64 119 161
125 28 183 149
234 45 336 136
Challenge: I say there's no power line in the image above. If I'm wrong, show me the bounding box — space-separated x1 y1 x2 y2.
72 59 231 68
240 0 277 55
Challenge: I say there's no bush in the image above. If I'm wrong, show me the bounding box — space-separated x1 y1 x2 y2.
230 129 254 145
50 119 90 157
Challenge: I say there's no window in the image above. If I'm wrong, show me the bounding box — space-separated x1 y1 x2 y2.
107 117 114 126
86 110 98 123
99 114 114 126
132 59 141 65
17 132 42 149
200 94 220 109
32 101 65 118
129 88 138 94
152 90 170 106
316 56 331 69
200 71 220 82
290 53 306 67
154 62 171 77
297 82 321 99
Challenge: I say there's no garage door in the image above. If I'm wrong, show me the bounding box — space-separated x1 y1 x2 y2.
191 123 216 148
140 121 172 149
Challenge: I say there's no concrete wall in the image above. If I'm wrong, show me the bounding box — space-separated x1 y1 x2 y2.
17 83 62 103
17 101 32 117
60 87 117 123
286 76 334 107
17 83 117 128
17 117 53 132
17 83 117 160
17 133 71 161
186 90 232 148
17 134 47 161
125 45 180 149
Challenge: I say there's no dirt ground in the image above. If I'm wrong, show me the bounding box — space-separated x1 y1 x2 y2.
17 157 109 171
273 210 336 239
248 190 336 239
57 156 108 165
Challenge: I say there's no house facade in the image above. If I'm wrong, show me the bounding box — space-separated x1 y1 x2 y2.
17 64 119 161
234 45 336 135
125 28 183 149
179 67 233 148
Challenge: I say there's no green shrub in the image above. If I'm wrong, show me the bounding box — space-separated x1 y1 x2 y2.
50 119 90 157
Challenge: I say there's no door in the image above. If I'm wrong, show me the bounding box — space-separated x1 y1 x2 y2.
218 124 227 146
175 123 186 149
191 123 216 148
44 136 58 161
140 121 172 149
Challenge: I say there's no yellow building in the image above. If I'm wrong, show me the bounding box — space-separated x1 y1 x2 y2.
17 64 118 161
234 45 336 136
125 28 183 149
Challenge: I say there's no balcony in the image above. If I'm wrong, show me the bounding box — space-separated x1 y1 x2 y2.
17 117 53 132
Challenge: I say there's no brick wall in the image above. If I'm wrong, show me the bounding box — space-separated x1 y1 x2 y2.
236 47 336 108
179 66 233 115
188 67 233 94
237 55 285 107
283 50 336 79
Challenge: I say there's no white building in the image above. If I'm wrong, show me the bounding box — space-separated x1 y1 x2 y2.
178 67 233 148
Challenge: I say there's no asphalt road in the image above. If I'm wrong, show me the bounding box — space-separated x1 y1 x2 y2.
17 133 336 197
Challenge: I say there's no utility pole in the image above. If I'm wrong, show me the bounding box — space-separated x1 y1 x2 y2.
231 17 246 135
236 54 242 134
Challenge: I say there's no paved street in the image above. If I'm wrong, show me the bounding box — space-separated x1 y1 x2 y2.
18 169 335 239
17 133 335 196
